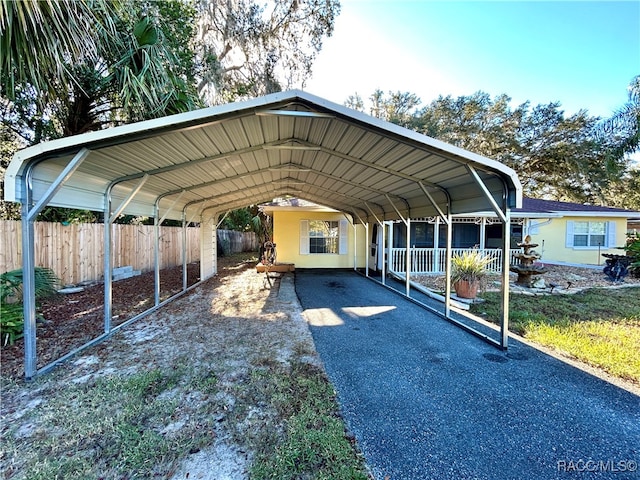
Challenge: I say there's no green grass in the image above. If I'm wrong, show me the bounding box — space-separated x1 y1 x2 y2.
472 287 640 384
249 362 369 480
2 360 369 480
1 366 213 479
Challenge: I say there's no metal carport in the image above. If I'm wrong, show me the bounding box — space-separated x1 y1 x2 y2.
4 90 522 378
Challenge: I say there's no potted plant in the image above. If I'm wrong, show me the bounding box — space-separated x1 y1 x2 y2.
450 250 493 299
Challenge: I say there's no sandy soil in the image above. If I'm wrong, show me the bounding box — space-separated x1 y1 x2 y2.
1 255 321 479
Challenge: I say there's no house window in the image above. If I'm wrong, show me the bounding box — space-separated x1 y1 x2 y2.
566 221 615 248
300 219 348 255
309 220 339 253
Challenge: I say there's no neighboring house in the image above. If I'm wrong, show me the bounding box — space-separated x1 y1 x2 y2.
514 198 640 266
262 197 640 272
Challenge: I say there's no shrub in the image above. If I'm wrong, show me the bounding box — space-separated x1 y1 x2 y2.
623 232 640 277
0 267 60 346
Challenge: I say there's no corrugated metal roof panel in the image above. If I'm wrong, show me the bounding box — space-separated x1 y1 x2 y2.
5 90 522 223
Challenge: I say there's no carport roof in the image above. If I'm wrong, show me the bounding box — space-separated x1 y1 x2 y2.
5 90 521 223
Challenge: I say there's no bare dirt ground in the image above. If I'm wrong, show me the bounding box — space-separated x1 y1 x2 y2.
1 254 324 478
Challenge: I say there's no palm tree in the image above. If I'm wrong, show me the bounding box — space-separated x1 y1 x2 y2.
0 0 110 108
597 75 640 157
1 0 200 140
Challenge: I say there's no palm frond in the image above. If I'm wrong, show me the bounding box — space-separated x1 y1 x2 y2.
0 267 60 301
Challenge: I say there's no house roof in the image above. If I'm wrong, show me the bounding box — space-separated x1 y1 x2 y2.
260 196 344 213
4 90 521 224
515 198 640 219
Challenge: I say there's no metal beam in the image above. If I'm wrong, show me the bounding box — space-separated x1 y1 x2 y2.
158 190 186 226
217 210 231 229
444 210 453 318
465 165 507 223
26 148 91 222
500 208 511 349
319 146 446 192
154 204 161 306
466 165 511 348
385 195 408 226
256 109 335 118
364 202 385 224
108 174 149 224
417 181 449 225
108 144 267 185
21 149 90 378
20 180 36 378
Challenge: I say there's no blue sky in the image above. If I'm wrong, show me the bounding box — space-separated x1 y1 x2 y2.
305 0 640 120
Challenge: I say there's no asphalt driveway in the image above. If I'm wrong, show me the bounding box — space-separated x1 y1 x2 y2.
294 269 640 480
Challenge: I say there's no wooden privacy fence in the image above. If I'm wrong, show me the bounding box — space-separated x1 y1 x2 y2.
217 229 259 255
0 221 202 286
1 221 260 286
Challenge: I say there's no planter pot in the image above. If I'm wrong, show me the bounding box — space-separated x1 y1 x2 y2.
454 279 479 299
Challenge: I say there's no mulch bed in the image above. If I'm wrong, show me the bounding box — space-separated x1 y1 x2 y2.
2 261 203 380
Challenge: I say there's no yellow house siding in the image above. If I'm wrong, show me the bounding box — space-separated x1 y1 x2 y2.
273 210 367 268
527 217 627 265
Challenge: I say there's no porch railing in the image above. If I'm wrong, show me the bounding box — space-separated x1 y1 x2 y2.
389 247 521 274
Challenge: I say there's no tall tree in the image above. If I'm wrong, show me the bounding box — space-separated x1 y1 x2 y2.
367 89 421 128
0 0 109 109
194 0 341 104
416 92 624 204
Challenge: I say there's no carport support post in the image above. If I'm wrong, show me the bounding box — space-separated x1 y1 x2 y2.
154 206 161 306
465 164 511 349
444 212 453 317
21 148 90 378
105 174 150 330
103 206 112 333
365 223 369 277
405 218 411 296
21 196 37 378
381 221 386 285
182 211 188 290
386 194 411 297
500 210 511 348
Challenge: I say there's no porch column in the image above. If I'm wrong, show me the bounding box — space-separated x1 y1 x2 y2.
479 217 486 250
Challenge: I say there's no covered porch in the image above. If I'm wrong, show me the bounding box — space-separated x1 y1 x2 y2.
387 217 524 274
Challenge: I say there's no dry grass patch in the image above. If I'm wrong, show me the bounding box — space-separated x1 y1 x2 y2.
1 254 370 479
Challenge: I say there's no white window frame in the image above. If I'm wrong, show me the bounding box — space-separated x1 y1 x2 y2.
566 220 616 249
300 219 348 255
